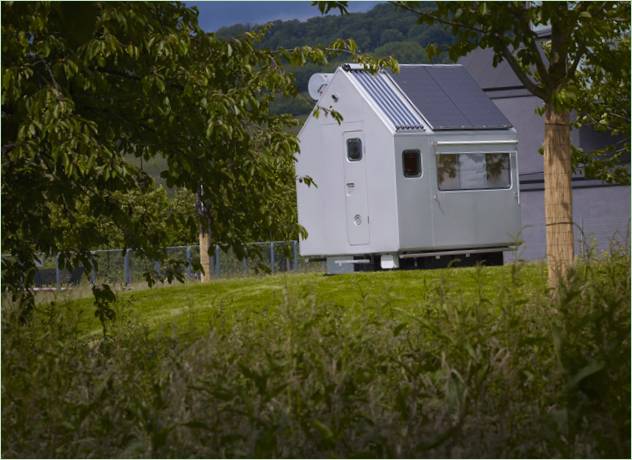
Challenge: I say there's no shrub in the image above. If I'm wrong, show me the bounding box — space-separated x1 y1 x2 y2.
2 251 629 458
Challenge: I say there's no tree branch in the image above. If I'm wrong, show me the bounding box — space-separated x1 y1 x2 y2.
31 58 66 99
514 5 549 82
500 45 546 99
567 43 587 79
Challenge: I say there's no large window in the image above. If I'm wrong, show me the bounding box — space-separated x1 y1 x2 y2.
346 138 363 161
402 150 422 177
437 152 511 191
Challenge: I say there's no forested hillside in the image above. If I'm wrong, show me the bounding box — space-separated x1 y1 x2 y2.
216 3 455 117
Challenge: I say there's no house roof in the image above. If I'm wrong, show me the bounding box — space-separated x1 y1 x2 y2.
346 64 512 132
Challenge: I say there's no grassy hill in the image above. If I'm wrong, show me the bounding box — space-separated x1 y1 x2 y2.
51 262 547 336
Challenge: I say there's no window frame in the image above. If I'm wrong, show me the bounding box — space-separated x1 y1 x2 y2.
346 138 363 162
402 149 422 178
435 151 513 192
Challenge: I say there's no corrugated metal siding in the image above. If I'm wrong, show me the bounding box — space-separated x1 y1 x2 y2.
349 70 424 132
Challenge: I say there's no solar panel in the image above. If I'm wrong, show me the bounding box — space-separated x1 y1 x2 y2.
349 70 424 131
389 65 512 131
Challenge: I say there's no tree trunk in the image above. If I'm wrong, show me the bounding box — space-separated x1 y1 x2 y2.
543 108 574 288
199 221 212 283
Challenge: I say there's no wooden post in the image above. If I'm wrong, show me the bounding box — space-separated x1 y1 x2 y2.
544 108 574 288
196 184 212 283
199 222 211 283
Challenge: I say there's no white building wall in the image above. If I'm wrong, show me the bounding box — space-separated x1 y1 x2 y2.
296 69 400 256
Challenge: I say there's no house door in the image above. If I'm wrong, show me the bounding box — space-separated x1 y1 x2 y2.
343 131 370 245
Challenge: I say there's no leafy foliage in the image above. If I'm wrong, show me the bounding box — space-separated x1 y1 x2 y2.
1 1 394 317
572 35 630 184
2 253 629 457
394 0 631 182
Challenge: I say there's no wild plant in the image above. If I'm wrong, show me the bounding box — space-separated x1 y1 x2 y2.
2 250 629 458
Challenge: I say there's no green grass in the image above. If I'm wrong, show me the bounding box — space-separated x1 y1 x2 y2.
57 262 548 336
3 254 629 458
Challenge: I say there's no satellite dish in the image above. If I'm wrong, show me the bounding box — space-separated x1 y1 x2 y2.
308 73 333 101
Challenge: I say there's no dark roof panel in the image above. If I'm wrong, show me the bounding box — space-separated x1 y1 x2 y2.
389 65 513 131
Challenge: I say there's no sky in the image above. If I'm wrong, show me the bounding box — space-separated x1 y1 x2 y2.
187 1 381 32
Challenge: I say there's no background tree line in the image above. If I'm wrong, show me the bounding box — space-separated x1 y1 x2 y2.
219 2 454 118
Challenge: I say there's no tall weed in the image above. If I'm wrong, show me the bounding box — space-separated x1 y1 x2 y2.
2 251 629 458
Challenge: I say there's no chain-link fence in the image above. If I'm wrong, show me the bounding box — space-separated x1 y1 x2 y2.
26 215 631 291
31 241 325 290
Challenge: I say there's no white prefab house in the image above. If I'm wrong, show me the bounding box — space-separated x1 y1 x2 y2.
296 64 522 273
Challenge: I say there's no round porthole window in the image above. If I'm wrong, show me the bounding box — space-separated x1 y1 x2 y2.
353 214 362 226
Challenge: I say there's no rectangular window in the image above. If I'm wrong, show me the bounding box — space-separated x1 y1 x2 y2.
437 152 511 191
402 150 421 177
346 138 362 161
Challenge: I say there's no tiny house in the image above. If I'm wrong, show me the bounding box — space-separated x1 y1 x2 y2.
296 64 521 273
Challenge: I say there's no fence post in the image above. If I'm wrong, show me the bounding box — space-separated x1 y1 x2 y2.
154 261 161 280
214 245 221 277
124 249 131 287
90 251 97 285
579 217 584 258
270 242 275 273
292 240 298 271
55 253 61 291
185 246 192 279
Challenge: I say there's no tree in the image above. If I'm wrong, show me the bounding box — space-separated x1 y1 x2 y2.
1 1 395 318
374 40 427 63
394 1 631 287
573 35 630 185
380 28 405 45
